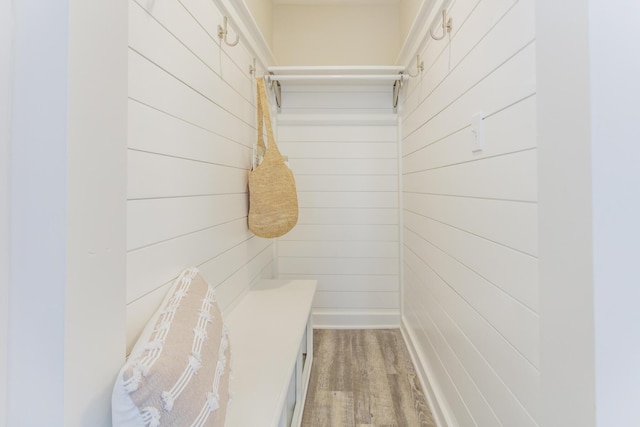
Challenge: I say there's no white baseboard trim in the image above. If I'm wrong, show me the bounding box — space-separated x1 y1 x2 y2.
312 310 400 329
400 317 456 427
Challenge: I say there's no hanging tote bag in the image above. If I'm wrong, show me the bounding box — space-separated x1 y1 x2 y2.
248 77 299 238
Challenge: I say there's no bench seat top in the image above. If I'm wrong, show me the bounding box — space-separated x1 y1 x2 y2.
225 279 317 427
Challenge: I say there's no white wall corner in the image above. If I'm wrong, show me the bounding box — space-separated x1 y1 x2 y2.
9 0 127 425
536 0 596 426
65 0 128 425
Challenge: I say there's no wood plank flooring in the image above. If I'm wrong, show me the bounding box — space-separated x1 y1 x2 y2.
302 329 436 427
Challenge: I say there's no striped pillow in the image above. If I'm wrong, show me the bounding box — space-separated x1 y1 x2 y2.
112 268 231 426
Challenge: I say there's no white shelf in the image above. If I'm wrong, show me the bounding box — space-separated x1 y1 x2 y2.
266 65 406 86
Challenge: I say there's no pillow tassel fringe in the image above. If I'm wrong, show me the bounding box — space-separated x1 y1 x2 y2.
140 407 161 427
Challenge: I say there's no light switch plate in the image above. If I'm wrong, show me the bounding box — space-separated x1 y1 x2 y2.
471 112 484 153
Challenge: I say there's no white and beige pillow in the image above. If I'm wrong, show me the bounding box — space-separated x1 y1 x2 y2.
112 268 231 426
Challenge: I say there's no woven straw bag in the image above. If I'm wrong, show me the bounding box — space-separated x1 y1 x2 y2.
248 77 299 238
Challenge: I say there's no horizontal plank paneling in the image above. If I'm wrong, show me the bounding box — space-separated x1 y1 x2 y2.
291 158 397 175
403 149 537 202
129 49 254 146
403 0 534 138
278 257 399 276
297 192 398 209
127 150 248 199
277 86 400 323
128 100 252 169
126 0 274 353
279 141 397 159
127 194 248 250
132 0 222 76
129 0 255 125
282 90 392 110
403 95 537 174
278 125 398 142
295 174 398 192
314 291 399 309
400 0 540 425
405 250 539 426
404 227 540 370
403 192 538 256
403 307 476 427
298 207 398 225
279 274 398 292
403 42 536 157
402 203 538 311
277 241 398 258
282 224 398 242
127 218 252 302
202 242 274 313
404 267 498 427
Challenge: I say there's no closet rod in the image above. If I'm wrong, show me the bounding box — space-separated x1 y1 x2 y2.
265 74 407 83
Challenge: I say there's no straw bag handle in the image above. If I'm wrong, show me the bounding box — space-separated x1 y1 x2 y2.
255 77 284 167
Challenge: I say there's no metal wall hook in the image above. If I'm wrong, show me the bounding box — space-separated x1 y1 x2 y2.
249 57 257 76
406 54 424 78
218 16 239 47
430 9 452 41
264 74 282 110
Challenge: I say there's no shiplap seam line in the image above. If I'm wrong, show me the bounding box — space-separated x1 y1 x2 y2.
403 147 537 175
280 239 399 243
128 47 256 129
403 209 537 258
127 217 249 253
297 190 398 194
295 225 398 227
403 271 484 427
404 257 540 425
291 157 397 161
405 260 527 426
404 0 525 122
128 191 248 202
127 148 251 171
306 290 398 293
127 238 270 306
403 225 538 317
132 0 255 105
210 243 273 293
401 0 475 103
401 93 536 157
220 260 274 316
404 245 540 377
294 173 399 177
128 98 254 151
404 39 536 140
279 140 398 144
279 256 399 260
402 191 537 205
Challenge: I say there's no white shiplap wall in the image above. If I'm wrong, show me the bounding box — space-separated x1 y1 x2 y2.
126 0 274 351
277 85 400 327
400 0 538 426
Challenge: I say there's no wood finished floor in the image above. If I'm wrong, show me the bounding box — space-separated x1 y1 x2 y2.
301 329 436 427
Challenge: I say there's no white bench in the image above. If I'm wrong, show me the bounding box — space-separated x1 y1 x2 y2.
225 279 317 427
